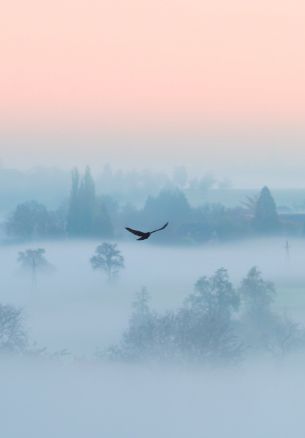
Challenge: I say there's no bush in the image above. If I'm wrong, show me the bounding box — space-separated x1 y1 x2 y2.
0 304 27 353
106 268 305 365
108 270 243 365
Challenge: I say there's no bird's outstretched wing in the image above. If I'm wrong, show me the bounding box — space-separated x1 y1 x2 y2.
125 227 146 237
151 222 169 234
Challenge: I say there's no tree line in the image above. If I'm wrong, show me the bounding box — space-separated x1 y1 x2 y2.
5 166 300 243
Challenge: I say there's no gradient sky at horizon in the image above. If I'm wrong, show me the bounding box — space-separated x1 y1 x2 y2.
1 0 305 185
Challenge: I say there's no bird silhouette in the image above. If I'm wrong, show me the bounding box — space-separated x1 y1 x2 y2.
125 222 169 240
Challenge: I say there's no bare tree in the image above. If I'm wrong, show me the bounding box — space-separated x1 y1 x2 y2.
90 242 124 282
18 248 53 286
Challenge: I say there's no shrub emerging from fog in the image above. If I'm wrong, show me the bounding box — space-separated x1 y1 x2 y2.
107 269 243 364
0 304 27 353
176 268 241 362
0 303 68 358
18 248 54 286
113 288 161 360
106 267 305 364
90 242 125 282
239 267 305 356
240 266 275 316
190 268 240 322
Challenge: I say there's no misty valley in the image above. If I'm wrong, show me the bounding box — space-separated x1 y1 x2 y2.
1 166 305 437
2 0 305 434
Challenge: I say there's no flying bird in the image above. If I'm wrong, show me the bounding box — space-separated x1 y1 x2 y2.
125 222 169 240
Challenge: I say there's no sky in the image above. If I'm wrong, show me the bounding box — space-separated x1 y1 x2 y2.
1 0 305 183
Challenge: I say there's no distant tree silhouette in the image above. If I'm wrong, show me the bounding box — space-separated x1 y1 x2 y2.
67 166 96 236
18 248 53 286
6 201 49 239
141 189 191 234
92 198 114 237
78 166 96 235
253 186 279 233
67 167 114 237
66 168 81 236
90 243 124 282
6 201 65 240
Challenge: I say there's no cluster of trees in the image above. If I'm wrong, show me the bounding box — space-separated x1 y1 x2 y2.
4 164 287 243
66 167 113 237
122 185 281 243
5 168 114 240
6 200 65 239
107 268 305 364
0 163 231 216
2 255 305 364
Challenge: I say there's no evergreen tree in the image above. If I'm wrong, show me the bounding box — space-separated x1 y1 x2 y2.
67 166 97 236
78 166 96 235
253 186 279 233
67 168 80 235
92 198 114 237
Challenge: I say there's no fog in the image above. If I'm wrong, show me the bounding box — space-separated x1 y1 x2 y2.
2 357 305 438
2 238 305 354
1 238 305 437
3 0 305 432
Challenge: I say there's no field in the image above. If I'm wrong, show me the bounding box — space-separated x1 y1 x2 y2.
1 238 305 438
0 238 305 354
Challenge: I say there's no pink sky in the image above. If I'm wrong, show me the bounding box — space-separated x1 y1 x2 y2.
1 0 305 129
